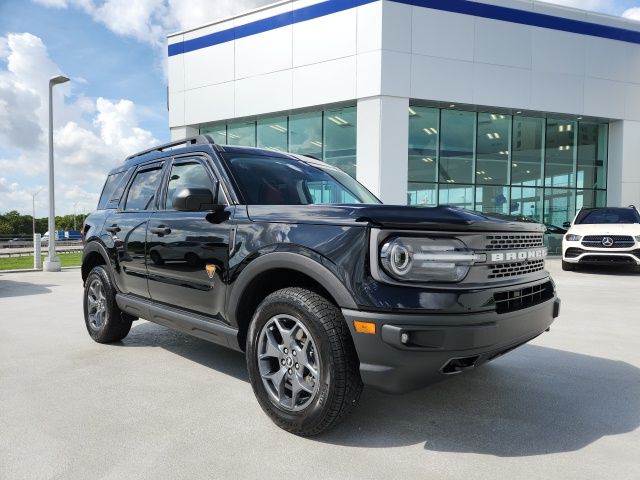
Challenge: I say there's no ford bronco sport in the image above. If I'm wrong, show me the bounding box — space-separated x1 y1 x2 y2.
81 135 560 436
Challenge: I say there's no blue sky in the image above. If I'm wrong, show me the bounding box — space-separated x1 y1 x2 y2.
0 0 639 215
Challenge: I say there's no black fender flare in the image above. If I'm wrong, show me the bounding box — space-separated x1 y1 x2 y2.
226 251 358 327
81 240 116 285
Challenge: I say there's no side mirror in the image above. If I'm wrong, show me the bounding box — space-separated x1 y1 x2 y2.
172 188 219 212
562 221 571 229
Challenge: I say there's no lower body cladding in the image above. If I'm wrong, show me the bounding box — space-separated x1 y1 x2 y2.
563 247 640 266
343 289 560 394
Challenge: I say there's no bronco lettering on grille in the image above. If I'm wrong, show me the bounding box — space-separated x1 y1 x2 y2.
489 248 547 263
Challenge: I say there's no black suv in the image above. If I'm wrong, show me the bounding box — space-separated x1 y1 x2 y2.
81 135 560 435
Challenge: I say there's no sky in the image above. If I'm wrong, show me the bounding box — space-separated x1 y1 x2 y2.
0 0 639 216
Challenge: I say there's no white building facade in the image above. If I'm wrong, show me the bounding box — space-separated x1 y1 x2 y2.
167 0 640 227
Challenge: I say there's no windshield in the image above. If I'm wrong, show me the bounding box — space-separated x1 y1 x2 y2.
575 208 640 224
223 153 381 205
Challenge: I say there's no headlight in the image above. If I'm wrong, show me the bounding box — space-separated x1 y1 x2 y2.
380 237 477 283
635 235 640 242
565 234 581 241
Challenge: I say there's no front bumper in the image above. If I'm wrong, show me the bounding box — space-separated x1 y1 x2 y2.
343 296 560 394
563 243 640 265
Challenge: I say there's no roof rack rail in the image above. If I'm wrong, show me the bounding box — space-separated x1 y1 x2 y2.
125 134 215 161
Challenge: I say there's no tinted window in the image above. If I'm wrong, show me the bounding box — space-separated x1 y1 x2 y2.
97 171 125 209
224 153 379 205
165 162 213 209
575 209 640 224
125 167 162 211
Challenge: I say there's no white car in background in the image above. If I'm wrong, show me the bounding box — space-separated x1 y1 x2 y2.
562 206 640 271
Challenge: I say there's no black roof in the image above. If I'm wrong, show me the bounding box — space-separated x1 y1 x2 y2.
109 135 299 175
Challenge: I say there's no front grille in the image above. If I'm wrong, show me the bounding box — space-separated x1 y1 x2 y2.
488 259 545 279
581 255 636 264
494 281 554 314
565 247 584 258
581 235 635 248
485 234 544 250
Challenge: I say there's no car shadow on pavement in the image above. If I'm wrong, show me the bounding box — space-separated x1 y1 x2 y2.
0 279 56 298
122 321 248 382
122 322 640 457
323 344 640 456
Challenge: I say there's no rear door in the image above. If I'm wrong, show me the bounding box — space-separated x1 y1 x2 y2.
146 155 233 319
106 161 165 298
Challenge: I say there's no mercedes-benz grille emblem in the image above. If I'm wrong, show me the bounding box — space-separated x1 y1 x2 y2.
601 236 614 247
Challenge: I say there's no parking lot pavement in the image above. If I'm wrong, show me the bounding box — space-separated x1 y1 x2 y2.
0 260 638 480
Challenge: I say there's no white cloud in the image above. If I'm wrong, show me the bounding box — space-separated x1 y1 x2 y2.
34 0 273 50
0 32 157 215
623 7 640 21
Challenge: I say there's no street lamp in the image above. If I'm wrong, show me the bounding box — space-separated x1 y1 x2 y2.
32 187 43 239
43 74 69 272
73 202 79 230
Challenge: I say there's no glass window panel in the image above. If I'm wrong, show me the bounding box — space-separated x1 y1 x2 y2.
510 186 543 221
511 116 544 186
257 116 288 152
165 162 213 209
476 112 510 185
545 119 577 187
227 121 256 147
577 122 608 189
125 167 162 211
324 106 357 178
408 106 438 183
200 125 227 144
544 188 576 227
475 185 509 215
438 184 473 209
439 110 475 184
289 111 322 158
407 182 437 206
577 189 606 210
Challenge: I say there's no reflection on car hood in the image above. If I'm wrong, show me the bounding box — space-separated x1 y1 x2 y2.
568 224 640 235
247 204 546 232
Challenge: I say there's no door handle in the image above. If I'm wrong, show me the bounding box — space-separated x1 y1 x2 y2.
150 225 171 235
106 224 121 234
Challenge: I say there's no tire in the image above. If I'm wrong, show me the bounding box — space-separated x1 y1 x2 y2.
83 265 133 343
246 287 363 436
562 260 574 271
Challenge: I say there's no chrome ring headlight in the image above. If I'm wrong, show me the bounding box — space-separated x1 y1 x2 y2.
380 236 476 283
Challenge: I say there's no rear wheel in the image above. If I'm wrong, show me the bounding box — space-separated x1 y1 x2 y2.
562 260 575 271
83 266 133 343
246 287 362 436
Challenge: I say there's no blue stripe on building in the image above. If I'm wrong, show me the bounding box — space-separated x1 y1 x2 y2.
168 0 640 57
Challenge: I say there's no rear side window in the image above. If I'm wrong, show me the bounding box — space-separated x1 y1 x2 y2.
97 172 125 210
124 166 163 211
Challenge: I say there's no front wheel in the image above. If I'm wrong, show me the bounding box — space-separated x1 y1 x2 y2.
83 266 134 343
246 287 362 436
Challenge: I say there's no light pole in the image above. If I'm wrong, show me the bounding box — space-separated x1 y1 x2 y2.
32 187 43 239
43 74 69 272
73 202 79 230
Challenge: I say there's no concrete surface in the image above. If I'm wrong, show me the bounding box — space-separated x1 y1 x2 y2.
0 259 638 480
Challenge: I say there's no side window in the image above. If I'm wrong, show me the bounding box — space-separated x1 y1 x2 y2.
97 171 125 210
124 166 163 211
165 161 214 209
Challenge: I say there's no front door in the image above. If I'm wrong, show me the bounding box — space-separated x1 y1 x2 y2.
107 161 165 298
146 156 232 320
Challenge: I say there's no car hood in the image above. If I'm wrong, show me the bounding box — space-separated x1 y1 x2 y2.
568 224 640 236
246 204 546 232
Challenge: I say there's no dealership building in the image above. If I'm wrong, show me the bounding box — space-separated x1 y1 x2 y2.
167 0 640 227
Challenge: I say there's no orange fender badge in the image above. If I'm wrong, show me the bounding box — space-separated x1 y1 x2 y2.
205 265 217 279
